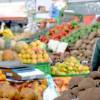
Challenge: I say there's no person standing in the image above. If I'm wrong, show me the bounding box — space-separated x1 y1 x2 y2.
92 38 100 71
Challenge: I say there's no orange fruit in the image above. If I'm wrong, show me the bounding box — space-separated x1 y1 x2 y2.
0 70 2 75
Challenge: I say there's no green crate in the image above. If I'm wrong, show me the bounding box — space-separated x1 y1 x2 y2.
52 73 89 77
35 62 51 75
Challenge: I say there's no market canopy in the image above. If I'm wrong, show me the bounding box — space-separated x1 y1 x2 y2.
0 1 27 20
67 0 100 15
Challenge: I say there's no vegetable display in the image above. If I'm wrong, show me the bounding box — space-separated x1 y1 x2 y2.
54 71 100 100
62 23 100 44
70 26 100 62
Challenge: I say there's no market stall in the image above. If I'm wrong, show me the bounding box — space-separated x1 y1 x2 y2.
0 0 100 100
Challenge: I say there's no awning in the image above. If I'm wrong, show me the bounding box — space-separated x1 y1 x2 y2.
0 1 27 20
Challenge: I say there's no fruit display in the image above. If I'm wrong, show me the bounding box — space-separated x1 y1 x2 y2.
54 71 100 100
18 40 49 64
51 56 90 76
40 22 79 43
54 77 72 93
0 79 48 100
69 26 100 63
0 70 6 81
30 40 46 49
0 40 49 64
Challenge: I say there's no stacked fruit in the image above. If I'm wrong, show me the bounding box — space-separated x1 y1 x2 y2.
52 56 90 75
18 40 49 64
0 70 6 81
30 40 46 49
54 77 72 92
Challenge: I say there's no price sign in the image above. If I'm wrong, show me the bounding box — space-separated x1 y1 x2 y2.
48 40 59 52
48 39 68 53
56 42 68 53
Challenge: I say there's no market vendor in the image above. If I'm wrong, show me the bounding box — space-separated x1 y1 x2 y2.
92 38 100 71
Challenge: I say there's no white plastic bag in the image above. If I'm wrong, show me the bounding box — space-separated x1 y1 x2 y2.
43 75 59 100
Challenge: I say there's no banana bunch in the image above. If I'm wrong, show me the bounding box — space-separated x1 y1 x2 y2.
1 28 14 39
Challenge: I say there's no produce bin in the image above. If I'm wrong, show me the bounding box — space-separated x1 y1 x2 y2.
34 62 51 75
52 73 89 77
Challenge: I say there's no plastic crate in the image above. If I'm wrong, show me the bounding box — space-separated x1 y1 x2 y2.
35 62 51 75
52 73 89 77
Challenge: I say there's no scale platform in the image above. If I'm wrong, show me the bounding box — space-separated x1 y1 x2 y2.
0 63 45 81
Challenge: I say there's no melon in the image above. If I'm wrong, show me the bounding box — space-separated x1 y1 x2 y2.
2 49 17 61
14 41 28 52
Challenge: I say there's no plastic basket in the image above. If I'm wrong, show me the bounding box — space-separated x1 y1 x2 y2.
35 62 51 75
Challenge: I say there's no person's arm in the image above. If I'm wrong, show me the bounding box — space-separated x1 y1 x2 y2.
91 38 100 71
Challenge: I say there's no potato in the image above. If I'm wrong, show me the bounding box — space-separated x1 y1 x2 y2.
86 45 92 50
54 90 74 100
75 40 83 49
69 76 84 89
82 36 88 40
71 50 78 56
79 88 100 100
97 29 100 34
81 44 86 49
88 32 96 40
85 50 92 57
90 38 97 45
71 87 79 97
83 39 90 44
89 71 100 80
78 78 96 91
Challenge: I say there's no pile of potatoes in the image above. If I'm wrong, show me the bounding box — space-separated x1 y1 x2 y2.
54 71 100 100
70 28 100 63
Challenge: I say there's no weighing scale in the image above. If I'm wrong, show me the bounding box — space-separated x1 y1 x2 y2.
0 61 45 81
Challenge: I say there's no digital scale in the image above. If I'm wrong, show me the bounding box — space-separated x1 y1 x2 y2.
0 61 45 81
